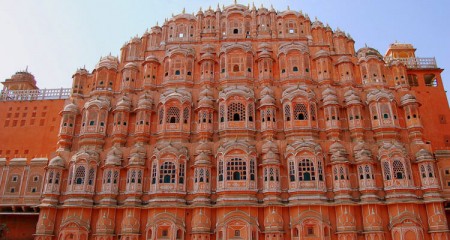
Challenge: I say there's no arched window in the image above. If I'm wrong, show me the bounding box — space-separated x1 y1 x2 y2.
106 170 112 183
298 159 315 181
250 159 255 180
227 102 246 121
159 162 176 183
219 105 225 122
393 160 405 179
159 108 164 124
420 165 426 178
75 166 85 184
227 158 246 180
166 107 180 123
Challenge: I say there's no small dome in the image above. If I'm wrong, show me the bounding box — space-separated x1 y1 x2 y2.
311 18 324 29
356 47 383 60
353 141 372 162
74 68 89 75
137 92 153 109
196 142 211 154
129 143 146 166
344 89 361 106
116 95 132 111
329 142 348 162
96 55 119 70
198 96 214 108
49 155 65 168
144 55 160 63
123 62 138 70
9 71 36 83
63 102 78 113
105 146 122 166
415 149 434 162
322 88 339 105
400 94 418 106
262 150 280 164
194 152 211 165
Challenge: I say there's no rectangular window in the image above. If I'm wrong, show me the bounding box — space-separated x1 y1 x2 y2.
234 230 240 237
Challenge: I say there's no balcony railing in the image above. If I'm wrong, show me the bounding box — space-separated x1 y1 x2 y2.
0 88 71 101
384 57 438 69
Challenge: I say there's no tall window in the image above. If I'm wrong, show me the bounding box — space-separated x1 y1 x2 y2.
383 162 391 180
218 160 224 181
179 163 185 184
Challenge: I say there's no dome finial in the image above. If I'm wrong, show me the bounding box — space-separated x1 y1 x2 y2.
287 5 290 10
234 0 237 5
182 7 185 14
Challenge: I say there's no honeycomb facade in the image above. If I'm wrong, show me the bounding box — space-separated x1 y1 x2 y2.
1 2 450 240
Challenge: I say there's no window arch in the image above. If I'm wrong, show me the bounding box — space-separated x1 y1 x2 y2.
294 103 308 120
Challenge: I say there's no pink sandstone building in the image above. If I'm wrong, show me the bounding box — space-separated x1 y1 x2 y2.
1 2 450 240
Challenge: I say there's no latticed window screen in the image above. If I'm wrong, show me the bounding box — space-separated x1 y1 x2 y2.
88 168 95 185
318 160 323 181
288 56 300 73
75 166 85 184
183 107 189 123
206 169 210 183
166 107 180 123
159 162 176 183
198 169 204 182
393 160 405 179
55 172 60 184
248 103 254 122
227 102 246 121
383 162 391 180
294 103 308 120
285 105 291 121
298 159 315 181
171 58 184 76
219 105 225 122
310 104 316 120
227 158 247 180
264 168 268 181
339 166 347 180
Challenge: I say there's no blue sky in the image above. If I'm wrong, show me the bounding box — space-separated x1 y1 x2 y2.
1 0 449 102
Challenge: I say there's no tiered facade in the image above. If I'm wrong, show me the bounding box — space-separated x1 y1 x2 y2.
1 2 450 240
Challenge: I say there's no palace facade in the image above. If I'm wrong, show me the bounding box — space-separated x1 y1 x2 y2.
1 2 450 240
